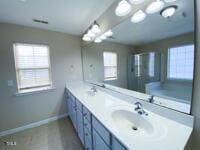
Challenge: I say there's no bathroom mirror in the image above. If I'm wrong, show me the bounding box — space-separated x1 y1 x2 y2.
82 0 195 114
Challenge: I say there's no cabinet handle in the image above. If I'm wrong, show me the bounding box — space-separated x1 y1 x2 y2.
85 133 88 136
83 113 87 116
84 123 87 126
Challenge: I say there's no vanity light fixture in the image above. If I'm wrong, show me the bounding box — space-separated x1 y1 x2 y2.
164 0 177 3
161 5 177 18
104 30 113 37
115 0 132 17
82 21 100 41
146 0 165 14
131 10 146 23
129 0 145 5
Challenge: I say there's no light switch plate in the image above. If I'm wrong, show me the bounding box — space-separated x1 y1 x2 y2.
7 80 14 87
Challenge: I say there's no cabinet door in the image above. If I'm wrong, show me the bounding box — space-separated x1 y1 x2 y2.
72 104 77 131
77 109 84 145
93 129 110 150
67 94 73 121
112 137 126 150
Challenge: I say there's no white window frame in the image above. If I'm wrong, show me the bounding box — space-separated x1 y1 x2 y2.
103 51 118 81
167 44 194 81
13 43 53 94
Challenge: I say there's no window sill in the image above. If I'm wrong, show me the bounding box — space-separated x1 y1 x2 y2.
14 86 56 97
104 78 118 81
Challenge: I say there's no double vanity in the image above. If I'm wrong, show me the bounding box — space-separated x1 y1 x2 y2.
65 82 193 150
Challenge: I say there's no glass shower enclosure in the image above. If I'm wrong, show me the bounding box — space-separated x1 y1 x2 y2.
128 52 161 93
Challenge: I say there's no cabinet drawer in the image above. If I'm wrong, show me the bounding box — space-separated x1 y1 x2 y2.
84 116 91 133
92 117 111 146
112 137 126 150
76 99 82 112
83 106 91 122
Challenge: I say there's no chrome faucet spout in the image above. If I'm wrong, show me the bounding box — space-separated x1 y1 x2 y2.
91 85 97 93
134 102 148 116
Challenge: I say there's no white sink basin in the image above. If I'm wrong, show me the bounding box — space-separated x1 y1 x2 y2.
109 105 167 140
112 109 154 135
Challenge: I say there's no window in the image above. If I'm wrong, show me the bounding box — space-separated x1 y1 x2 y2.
103 52 117 80
134 54 141 77
14 43 52 92
167 44 194 80
149 52 155 77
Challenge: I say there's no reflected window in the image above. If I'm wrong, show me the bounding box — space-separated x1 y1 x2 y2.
14 43 52 92
134 54 141 77
167 44 194 80
103 52 117 80
149 52 155 77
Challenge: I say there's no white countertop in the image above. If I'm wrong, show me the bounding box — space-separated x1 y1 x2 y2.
66 81 193 150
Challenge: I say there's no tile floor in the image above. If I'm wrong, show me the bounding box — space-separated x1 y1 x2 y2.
0 117 83 150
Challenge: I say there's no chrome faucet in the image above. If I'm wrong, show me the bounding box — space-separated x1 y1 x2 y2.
134 102 148 116
91 85 97 93
149 95 154 103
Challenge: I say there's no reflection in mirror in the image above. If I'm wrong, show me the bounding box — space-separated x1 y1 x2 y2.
82 0 194 114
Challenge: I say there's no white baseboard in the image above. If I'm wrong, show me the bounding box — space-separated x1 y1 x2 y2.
0 113 68 137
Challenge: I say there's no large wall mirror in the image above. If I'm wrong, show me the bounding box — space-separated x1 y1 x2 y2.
82 0 195 114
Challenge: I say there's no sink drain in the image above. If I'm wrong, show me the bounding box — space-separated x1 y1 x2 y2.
132 126 138 131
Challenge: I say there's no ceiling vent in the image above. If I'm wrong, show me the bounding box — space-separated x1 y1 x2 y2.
33 19 49 24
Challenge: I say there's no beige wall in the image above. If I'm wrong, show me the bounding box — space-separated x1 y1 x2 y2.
0 23 83 132
82 41 135 88
191 1 200 149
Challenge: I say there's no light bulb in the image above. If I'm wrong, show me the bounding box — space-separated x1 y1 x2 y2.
129 0 145 5
82 35 91 41
161 6 177 18
99 35 106 40
115 0 132 17
131 10 146 23
164 0 177 3
88 30 95 37
91 24 101 33
104 30 113 37
94 38 102 43
146 0 165 14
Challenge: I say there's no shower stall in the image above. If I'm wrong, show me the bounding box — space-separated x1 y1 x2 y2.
128 52 161 93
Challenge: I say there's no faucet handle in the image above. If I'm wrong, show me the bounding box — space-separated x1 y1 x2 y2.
134 102 142 107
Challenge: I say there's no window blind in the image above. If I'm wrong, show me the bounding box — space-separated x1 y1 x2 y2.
149 52 155 77
103 52 117 80
167 44 194 80
14 43 52 90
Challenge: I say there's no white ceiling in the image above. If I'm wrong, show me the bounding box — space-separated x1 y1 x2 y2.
0 0 116 35
107 0 194 46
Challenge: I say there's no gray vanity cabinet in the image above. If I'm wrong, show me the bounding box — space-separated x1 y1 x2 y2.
66 89 127 150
